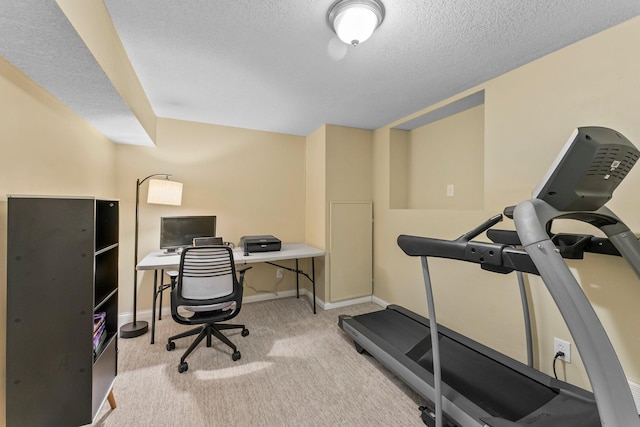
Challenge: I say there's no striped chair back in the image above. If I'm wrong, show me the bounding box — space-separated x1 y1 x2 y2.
180 246 235 301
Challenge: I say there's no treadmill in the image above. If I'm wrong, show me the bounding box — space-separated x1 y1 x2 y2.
339 127 640 427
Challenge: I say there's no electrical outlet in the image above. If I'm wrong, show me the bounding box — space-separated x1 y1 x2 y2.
554 338 571 363
447 184 455 197
276 268 283 279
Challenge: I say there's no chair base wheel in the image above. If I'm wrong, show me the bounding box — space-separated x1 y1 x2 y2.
232 351 241 361
167 341 176 351
241 328 249 337
178 362 188 373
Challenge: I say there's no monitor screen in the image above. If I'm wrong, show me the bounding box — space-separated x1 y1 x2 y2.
160 216 217 251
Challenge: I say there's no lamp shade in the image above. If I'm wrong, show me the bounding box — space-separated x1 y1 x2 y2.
329 0 384 46
147 179 183 206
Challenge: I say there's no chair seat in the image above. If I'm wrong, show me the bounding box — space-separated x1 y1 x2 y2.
185 301 233 312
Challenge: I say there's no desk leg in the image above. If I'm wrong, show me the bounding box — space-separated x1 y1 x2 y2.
265 258 316 314
151 270 158 345
312 258 316 314
295 259 300 298
158 269 165 320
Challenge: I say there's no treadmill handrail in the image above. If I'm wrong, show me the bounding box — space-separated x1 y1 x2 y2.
457 214 503 241
397 217 540 275
398 214 504 259
488 228 623 259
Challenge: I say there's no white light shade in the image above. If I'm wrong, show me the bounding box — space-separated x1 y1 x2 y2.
147 179 183 206
329 0 384 47
334 7 377 45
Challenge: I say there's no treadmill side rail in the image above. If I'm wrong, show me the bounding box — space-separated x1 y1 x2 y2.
514 199 640 427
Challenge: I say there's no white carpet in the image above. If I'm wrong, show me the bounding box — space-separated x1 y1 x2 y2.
94 297 425 426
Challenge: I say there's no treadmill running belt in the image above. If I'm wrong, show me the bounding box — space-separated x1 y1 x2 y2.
354 308 558 421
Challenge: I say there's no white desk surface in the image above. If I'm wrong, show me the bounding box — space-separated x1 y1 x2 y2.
137 242 325 271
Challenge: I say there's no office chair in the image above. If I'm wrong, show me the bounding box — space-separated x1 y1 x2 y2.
155 237 223 327
165 246 250 373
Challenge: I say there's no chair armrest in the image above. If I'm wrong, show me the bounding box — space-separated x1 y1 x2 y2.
166 270 179 289
236 265 252 286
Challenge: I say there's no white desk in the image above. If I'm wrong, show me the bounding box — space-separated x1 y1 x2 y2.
137 243 325 343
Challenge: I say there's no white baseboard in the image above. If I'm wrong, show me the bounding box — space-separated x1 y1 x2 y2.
322 295 372 310
371 295 389 308
118 290 388 327
630 380 640 414
243 289 298 304
118 289 302 327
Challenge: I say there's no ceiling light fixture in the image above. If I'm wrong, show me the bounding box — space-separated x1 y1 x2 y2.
328 0 385 47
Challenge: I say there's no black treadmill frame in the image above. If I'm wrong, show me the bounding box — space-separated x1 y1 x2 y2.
340 304 601 426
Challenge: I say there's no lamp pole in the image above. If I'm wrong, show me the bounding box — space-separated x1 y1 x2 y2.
120 174 171 338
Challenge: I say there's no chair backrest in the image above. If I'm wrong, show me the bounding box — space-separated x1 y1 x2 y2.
178 246 237 301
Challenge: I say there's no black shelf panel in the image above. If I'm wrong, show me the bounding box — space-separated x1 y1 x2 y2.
95 288 118 312
96 200 119 251
95 247 118 308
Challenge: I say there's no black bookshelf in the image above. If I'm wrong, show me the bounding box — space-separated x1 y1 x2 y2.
6 196 119 426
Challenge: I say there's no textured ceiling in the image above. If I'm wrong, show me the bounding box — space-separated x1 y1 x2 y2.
0 1 153 145
2 1 640 144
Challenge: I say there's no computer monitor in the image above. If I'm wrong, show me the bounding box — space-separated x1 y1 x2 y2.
532 127 639 211
160 216 217 252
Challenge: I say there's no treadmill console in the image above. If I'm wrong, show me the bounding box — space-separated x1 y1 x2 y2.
532 126 639 211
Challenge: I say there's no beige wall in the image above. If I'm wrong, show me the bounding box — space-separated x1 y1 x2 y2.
325 125 373 203
325 125 373 302
306 125 373 303
407 105 484 209
115 117 307 314
305 125 326 250
374 16 640 388
0 57 117 421
305 125 327 300
390 105 485 210
389 128 409 208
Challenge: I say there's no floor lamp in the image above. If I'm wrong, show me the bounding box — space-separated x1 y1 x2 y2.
120 174 183 338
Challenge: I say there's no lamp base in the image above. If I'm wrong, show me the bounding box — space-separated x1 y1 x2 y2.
119 320 149 338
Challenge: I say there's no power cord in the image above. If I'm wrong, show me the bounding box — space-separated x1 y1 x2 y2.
244 276 283 296
553 351 565 379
